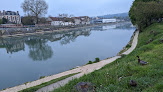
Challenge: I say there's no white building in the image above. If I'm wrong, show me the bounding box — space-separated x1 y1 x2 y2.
72 18 81 25
72 16 90 25
0 10 21 24
93 18 117 24
102 19 116 23
47 17 74 26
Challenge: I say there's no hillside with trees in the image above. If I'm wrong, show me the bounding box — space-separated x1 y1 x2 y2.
129 0 163 31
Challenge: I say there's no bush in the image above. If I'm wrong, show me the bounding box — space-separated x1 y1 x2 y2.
126 44 131 48
94 58 100 63
0 19 2 24
87 61 93 64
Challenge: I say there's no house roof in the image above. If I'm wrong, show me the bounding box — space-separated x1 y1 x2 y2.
49 17 74 22
4 11 19 15
49 17 63 21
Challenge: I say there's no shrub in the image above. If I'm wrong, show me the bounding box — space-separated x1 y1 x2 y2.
126 44 131 48
94 58 100 63
87 61 93 64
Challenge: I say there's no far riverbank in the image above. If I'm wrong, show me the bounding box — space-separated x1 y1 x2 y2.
0 21 131 38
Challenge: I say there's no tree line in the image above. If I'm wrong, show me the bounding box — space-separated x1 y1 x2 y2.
129 0 163 31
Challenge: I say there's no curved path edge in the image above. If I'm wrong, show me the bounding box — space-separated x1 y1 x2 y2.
1 31 139 92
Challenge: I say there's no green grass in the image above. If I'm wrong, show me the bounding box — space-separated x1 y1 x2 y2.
53 23 163 92
19 72 80 92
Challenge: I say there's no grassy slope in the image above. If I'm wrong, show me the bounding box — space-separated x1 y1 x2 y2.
20 72 80 92
54 23 163 92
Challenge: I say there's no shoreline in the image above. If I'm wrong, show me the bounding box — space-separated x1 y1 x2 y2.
0 22 131 38
0 30 139 92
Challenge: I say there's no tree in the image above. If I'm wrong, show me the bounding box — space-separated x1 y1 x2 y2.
39 17 47 24
0 19 2 24
129 0 163 30
2 17 8 24
21 16 35 25
21 0 48 24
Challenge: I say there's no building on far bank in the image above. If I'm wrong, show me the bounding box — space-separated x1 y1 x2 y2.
92 18 117 24
0 10 21 24
72 17 81 25
46 16 90 26
47 17 74 26
80 16 90 25
72 16 90 25
102 19 117 23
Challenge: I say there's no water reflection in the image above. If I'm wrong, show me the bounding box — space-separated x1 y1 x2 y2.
0 22 134 61
26 39 53 61
0 38 25 54
0 22 136 90
60 29 91 45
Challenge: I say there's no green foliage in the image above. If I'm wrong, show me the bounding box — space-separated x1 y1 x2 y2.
21 16 35 25
94 58 100 63
0 19 2 24
87 58 100 64
2 17 8 24
135 0 160 2
129 0 163 30
87 61 93 64
126 44 131 48
39 76 46 79
53 23 163 92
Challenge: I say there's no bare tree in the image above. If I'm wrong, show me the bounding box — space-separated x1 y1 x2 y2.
21 0 48 24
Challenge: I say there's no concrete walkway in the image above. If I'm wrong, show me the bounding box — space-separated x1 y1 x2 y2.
0 31 139 92
122 31 139 55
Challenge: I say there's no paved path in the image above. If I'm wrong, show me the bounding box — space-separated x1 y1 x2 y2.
122 31 139 55
1 31 139 92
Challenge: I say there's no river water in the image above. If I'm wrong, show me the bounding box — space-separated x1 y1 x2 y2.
0 22 135 90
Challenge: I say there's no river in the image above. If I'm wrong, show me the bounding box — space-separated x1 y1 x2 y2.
0 22 135 90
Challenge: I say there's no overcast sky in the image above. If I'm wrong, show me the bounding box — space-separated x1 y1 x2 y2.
0 0 134 17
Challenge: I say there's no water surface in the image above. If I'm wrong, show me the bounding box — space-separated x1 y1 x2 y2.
0 22 135 90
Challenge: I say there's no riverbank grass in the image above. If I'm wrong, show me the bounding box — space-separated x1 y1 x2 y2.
53 23 163 92
20 72 80 92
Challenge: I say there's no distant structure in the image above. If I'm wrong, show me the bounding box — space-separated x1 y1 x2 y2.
101 19 117 23
58 14 68 18
0 10 21 24
47 16 90 26
72 16 90 25
92 18 117 24
47 17 74 26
